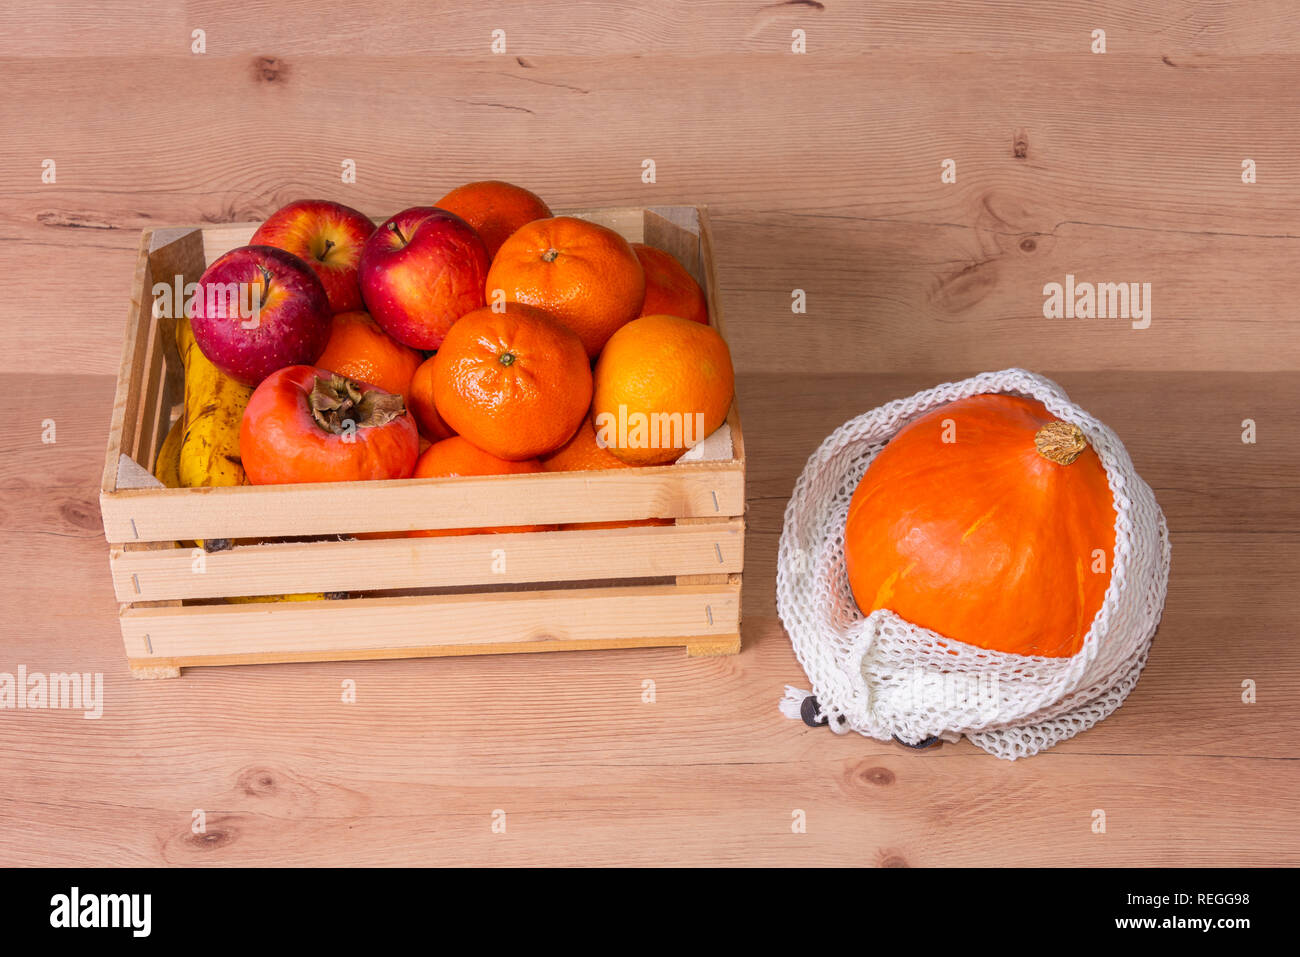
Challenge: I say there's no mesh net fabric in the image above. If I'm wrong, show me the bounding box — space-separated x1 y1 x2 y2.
775 369 1171 760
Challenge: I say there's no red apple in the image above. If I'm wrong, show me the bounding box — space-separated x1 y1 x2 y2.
192 245 331 386
358 206 489 350
250 200 375 314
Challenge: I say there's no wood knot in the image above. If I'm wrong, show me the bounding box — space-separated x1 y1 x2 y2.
1019 237 1037 252
237 767 278 796
1013 128 1029 159
858 765 895 786
182 826 237 851
37 210 117 229
252 56 288 84
59 497 101 532
930 258 999 313
877 851 909 868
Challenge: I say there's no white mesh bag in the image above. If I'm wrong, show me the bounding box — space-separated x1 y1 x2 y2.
776 369 1170 759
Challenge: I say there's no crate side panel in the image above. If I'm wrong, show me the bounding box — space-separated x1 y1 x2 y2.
118 582 741 659
126 632 742 670
100 231 156 495
644 207 704 285
147 227 207 462
110 519 744 601
100 464 744 544
698 205 746 466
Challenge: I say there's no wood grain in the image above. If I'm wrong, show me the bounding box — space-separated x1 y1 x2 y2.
3 0 1299 867
4 1 1300 57
119 581 742 659
110 520 744 601
5 49 1300 374
3 370 1298 866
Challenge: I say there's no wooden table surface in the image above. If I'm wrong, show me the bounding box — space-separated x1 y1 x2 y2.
2 2 1298 866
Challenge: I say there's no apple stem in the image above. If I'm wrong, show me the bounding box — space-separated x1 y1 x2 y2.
388 221 408 245
319 239 335 261
258 265 272 304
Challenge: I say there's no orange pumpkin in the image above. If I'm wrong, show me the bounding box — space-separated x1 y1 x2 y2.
844 394 1116 658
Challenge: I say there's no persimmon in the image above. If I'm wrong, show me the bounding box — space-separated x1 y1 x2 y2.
240 366 419 484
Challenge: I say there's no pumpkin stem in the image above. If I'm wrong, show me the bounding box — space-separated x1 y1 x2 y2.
1035 421 1088 465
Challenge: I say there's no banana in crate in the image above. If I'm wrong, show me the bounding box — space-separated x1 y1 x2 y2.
162 316 330 602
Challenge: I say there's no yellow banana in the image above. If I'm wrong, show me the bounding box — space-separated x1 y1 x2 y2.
177 314 253 490
176 315 253 551
153 416 184 488
175 317 336 601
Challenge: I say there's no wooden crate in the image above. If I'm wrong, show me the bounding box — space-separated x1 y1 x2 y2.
100 206 744 677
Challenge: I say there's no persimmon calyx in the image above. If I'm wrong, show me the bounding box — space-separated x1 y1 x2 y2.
1034 420 1088 465
308 374 406 435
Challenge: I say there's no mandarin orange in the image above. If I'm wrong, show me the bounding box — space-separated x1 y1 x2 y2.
435 180 552 260
540 415 628 472
314 310 422 397
485 216 645 358
408 436 555 537
632 243 708 324
592 314 734 466
432 303 592 461
541 417 674 529
407 354 457 442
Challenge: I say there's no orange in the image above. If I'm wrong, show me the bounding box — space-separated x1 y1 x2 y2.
592 315 734 466
435 180 552 260
542 417 673 530
632 243 708 324
409 436 555 536
485 216 645 358
432 303 592 461
314 310 422 397
540 415 629 472
407 354 457 442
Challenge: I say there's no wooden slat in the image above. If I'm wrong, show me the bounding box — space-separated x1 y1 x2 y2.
129 279 168 474
147 227 207 455
644 206 702 283
110 519 743 602
5 2 1300 57
100 459 743 543
99 231 154 494
128 634 742 672
118 582 741 659
697 205 746 465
